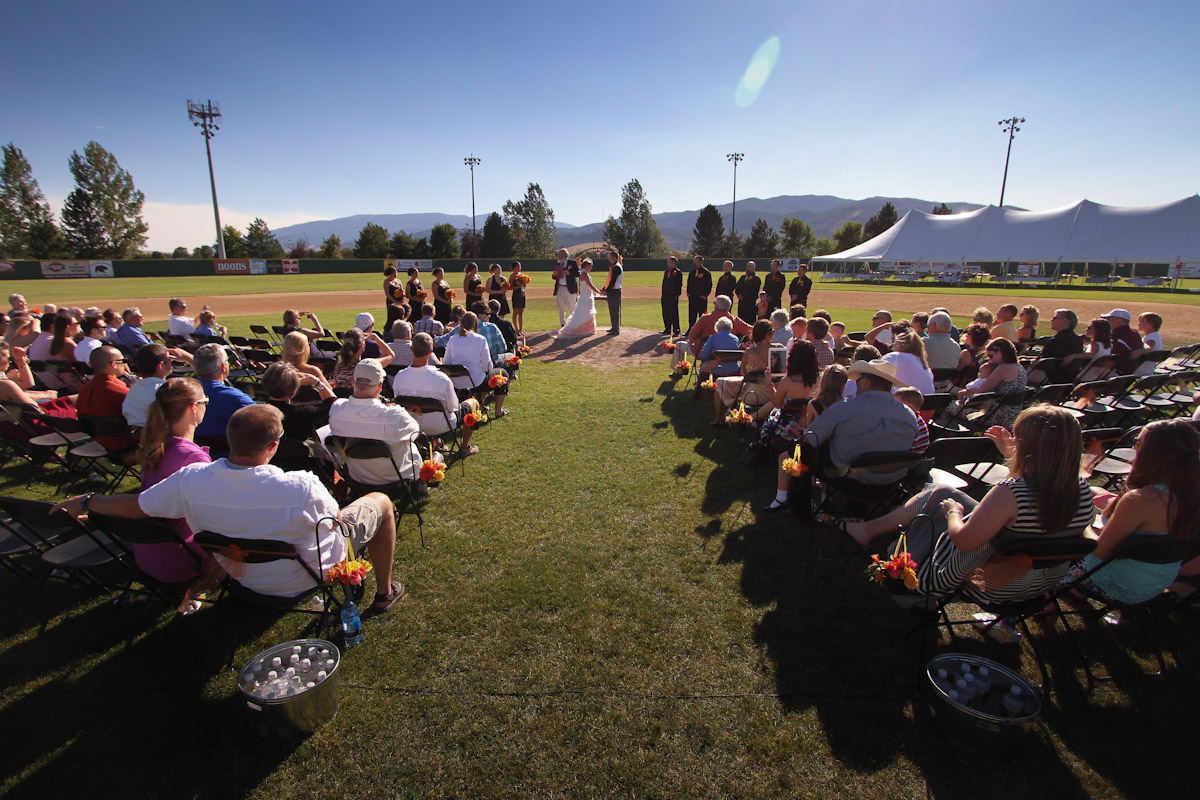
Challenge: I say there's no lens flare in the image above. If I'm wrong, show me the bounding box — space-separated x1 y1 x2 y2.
736 36 781 108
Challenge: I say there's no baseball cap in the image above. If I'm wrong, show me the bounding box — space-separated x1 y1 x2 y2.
1102 308 1131 321
355 312 375 329
353 358 385 385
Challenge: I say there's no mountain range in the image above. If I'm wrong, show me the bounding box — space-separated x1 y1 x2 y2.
270 194 988 252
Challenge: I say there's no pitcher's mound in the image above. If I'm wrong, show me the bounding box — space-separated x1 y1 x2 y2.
524 328 673 368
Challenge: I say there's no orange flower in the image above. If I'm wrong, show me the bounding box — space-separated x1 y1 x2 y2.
505 355 521 367
781 457 806 477
419 459 446 483
328 557 373 585
501 281 512 291
488 374 508 388
662 341 676 352
518 274 532 286
463 412 480 428
446 289 457 300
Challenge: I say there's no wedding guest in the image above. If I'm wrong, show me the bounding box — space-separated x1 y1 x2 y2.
112 307 152 352
75 316 107 363
1017 305 1039 341
193 343 255 440
167 298 197 340
444 312 507 417
864 310 894 352
76 346 138 453
5 311 38 349
123 344 173 428
281 331 327 383
393 333 481 456
332 328 395 389
992 304 1019 342
414 303 445 338
262 361 335 439
713 320 772 426
769 309 792 346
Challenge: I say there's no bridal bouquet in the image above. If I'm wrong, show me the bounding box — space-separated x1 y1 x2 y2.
488 374 508 389
866 531 919 591
781 445 806 477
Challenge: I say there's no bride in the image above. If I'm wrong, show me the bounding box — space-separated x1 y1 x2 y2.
552 257 605 338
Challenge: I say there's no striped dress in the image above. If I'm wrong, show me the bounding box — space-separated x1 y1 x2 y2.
917 476 1094 604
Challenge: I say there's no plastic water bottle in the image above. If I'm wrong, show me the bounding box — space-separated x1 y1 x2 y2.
341 600 363 648
1002 685 1025 717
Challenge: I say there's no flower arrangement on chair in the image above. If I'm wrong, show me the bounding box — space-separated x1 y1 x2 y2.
699 377 716 390
488 374 508 389
781 444 806 477
327 555 372 587
662 341 677 353
419 444 446 484
725 402 753 426
463 410 488 428
505 354 522 367
866 531 919 591
516 345 532 357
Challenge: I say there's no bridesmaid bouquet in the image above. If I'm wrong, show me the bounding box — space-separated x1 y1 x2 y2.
446 289 457 300
414 290 427 301
501 281 512 291
517 274 532 286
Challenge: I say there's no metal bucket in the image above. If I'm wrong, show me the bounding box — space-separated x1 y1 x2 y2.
237 638 341 741
925 653 1041 757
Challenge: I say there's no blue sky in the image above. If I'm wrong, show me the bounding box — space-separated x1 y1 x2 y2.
4 0 1197 250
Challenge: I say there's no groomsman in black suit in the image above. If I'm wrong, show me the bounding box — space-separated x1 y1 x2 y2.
686 255 712 333
660 256 682 336
603 249 623 335
763 259 787 312
789 262 812 308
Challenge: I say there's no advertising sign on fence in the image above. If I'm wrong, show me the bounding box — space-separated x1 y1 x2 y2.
0 262 14 272
783 258 801 272
89 260 114 278
282 259 299 274
249 259 267 275
40 260 91 278
1172 262 1200 279
214 260 251 274
383 259 434 272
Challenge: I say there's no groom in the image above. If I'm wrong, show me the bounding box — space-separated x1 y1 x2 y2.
603 249 623 335
553 248 580 326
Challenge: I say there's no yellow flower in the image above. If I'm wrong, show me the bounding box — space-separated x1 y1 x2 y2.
903 568 919 590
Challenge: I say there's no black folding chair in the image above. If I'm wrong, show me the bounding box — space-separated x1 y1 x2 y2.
324 435 427 546
393 393 464 470
923 435 1004 499
77 415 141 492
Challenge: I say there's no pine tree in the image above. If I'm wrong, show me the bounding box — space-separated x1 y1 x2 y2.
479 212 515 258
61 141 148 258
502 183 557 258
243 217 285 258
691 204 725 256
319 234 342 258
863 201 899 240
0 143 59 258
743 218 779 258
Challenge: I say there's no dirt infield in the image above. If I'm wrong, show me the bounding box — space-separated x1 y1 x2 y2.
119 286 1200 353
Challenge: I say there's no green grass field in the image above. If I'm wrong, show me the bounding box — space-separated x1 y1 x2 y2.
1 276 1198 799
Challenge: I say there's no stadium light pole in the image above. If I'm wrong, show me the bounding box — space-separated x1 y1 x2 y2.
464 154 481 257
187 99 226 258
997 116 1025 208
726 152 744 247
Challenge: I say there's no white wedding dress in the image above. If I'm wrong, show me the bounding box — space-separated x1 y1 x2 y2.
553 275 598 338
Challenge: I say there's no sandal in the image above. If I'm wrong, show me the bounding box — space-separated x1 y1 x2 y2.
814 513 864 544
371 581 406 613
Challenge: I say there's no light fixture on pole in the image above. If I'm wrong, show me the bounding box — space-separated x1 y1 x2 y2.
726 152 744 248
187 99 226 258
997 116 1025 208
464 154 481 258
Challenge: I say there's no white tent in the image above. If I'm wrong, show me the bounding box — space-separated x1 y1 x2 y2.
811 195 1200 270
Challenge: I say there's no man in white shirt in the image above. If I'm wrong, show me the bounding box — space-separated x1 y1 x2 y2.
75 316 107 363
392 333 481 455
51 404 405 610
167 298 196 340
122 344 171 427
604 249 623 335
328 358 422 485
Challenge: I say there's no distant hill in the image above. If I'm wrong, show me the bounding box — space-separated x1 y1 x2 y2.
271 194 986 251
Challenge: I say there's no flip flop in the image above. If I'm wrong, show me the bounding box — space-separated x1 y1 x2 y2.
814 513 865 546
371 581 406 613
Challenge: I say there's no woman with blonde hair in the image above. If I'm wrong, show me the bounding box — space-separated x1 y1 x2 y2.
4 311 37 349
836 404 1095 606
136 377 213 584
1017 306 1039 341
280 331 326 383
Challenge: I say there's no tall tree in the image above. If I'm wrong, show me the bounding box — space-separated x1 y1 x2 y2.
26 218 66 258
412 237 431 258
61 141 148 258
219 225 247 257
192 244 214 258
502 183 557 258
779 217 816 259
318 234 341 259
722 230 743 259
603 178 668 258
459 227 481 258
354 222 390 258
862 201 899 240
429 223 459 259
832 221 863 253
390 230 419 258
691 204 725 256
931 203 952 215
243 217 286 258
743 218 778 258
61 188 106 257
172 246 189 259
813 236 839 256
0 143 59 258
479 211 515 258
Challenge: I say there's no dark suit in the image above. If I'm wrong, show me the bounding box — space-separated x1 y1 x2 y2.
603 262 622 333
686 267 712 330
735 273 761 323
763 270 786 312
789 273 812 307
660 265 682 335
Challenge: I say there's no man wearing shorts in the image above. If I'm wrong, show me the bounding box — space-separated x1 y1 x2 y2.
52 403 405 612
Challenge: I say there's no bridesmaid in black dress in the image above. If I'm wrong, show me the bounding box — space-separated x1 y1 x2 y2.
405 267 426 323
383 266 406 331
486 263 510 317
509 261 527 334
431 266 452 324
464 262 485 307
